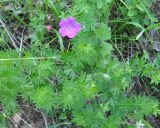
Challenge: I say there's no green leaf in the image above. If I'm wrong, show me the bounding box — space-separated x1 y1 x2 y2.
96 0 103 9
95 23 111 42
30 86 57 111
128 8 137 17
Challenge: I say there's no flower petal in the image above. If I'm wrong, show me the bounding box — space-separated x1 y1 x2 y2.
67 16 76 24
59 19 67 27
59 28 67 37
66 30 77 38
74 23 81 32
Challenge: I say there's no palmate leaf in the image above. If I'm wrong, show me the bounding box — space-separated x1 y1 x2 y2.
61 78 86 110
0 50 25 114
30 86 58 111
24 58 58 85
74 43 97 66
78 9 97 31
105 115 122 128
62 43 98 72
60 80 76 109
73 31 99 46
111 95 159 121
61 75 100 110
96 43 113 69
134 96 160 118
89 0 111 10
95 23 111 42
61 51 84 72
36 60 57 79
73 107 106 128
72 1 97 31
96 0 104 9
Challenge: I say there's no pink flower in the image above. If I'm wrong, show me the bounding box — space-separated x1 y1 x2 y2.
59 16 81 38
46 25 53 31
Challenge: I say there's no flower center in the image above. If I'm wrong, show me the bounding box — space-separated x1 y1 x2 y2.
67 26 73 31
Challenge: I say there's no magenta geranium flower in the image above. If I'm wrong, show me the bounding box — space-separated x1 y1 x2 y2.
59 16 81 38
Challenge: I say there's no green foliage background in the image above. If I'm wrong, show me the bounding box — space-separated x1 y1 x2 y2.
0 0 160 127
